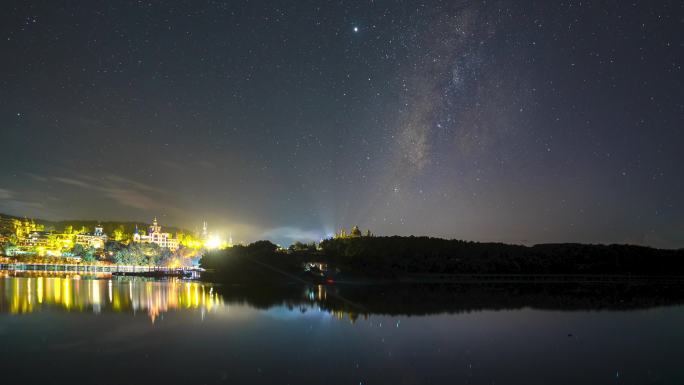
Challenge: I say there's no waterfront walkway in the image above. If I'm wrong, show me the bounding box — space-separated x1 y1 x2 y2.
0 263 200 274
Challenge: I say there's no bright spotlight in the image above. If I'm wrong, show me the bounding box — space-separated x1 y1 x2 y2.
206 236 221 249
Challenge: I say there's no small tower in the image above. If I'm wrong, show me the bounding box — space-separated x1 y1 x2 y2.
149 217 161 235
202 221 208 240
133 225 141 242
94 223 103 236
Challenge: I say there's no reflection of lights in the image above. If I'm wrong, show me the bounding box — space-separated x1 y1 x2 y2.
317 285 326 301
63 279 71 309
37 277 43 304
92 280 100 308
54 278 61 303
0 274 223 321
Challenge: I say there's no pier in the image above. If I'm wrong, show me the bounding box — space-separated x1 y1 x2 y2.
0 263 201 276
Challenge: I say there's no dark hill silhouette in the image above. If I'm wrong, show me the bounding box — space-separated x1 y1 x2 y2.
201 237 684 282
318 236 684 276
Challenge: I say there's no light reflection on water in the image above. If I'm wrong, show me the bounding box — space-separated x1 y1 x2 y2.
0 271 222 322
2 271 684 384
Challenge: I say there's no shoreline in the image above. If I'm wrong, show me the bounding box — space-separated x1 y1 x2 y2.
0 263 201 277
5 264 684 285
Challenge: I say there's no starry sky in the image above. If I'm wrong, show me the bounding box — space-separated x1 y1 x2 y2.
1 1 683 247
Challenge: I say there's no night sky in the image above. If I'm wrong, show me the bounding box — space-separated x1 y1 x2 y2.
1 1 682 247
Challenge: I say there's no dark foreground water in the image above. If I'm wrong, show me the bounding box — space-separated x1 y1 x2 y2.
1 271 683 385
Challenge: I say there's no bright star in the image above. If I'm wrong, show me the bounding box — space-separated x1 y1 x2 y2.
353 26 359 33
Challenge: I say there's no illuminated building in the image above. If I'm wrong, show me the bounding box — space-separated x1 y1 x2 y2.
133 217 179 250
23 231 51 247
334 226 371 239
75 224 108 249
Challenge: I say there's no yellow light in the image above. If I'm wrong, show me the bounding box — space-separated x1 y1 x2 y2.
37 277 43 304
205 236 221 249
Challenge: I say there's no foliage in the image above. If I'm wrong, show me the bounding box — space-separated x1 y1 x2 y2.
13 254 69 264
114 243 159 266
204 236 684 282
112 225 126 241
200 240 304 283
111 243 186 266
67 244 97 263
71 244 86 257
288 241 317 252
2 241 17 256
319 237 684 276
105 241 125 255
9 218 44 239
82 246 98 263
177 232 203 249
0 213 190 243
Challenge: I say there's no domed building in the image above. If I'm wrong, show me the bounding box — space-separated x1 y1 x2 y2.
133 217 179 250
350 225 362 238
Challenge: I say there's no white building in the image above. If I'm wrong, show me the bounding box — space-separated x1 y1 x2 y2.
75 225 108 249
133 217 179 251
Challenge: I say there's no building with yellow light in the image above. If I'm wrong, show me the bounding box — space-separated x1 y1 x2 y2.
22 231 51 247
133 217 179 250
75 224 108 249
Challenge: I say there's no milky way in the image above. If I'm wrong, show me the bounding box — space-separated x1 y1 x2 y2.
1 1 682 247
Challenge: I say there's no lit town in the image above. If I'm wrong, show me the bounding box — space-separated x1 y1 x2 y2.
0 214 229 268
2 1 683 384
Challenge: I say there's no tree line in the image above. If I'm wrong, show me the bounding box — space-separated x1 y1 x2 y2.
201 236 684 281
319 236 684 276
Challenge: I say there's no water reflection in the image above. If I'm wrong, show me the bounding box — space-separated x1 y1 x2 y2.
0 271 222 322
2 270 684 384
3 269 684 323
219 280 684 318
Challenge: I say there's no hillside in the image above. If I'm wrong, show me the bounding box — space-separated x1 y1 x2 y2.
0 213 190 236
202 237 684 282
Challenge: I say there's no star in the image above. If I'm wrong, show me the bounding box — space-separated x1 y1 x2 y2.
353 26 359 33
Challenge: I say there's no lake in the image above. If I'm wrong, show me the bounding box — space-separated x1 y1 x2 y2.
1 271 683 384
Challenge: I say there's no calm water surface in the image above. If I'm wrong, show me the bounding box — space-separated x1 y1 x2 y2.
1 271 683 385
